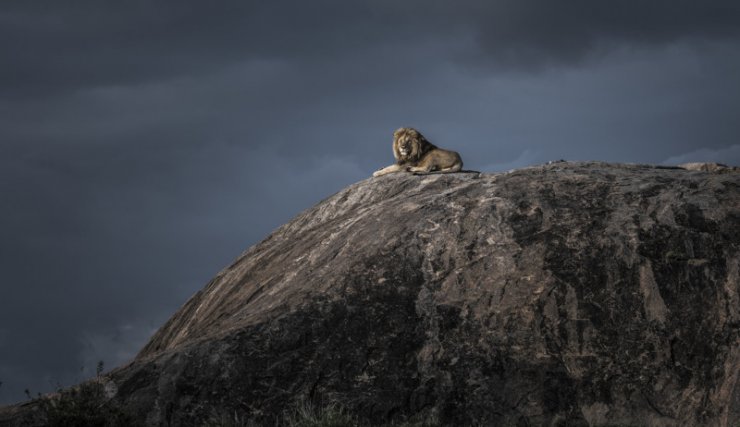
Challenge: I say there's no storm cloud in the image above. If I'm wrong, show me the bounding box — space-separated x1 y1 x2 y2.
1 1 739 404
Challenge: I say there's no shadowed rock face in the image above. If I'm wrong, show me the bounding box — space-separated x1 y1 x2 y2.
3 162 739 426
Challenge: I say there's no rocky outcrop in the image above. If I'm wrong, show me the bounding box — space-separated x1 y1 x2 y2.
678 162 740 173
2 162 739 426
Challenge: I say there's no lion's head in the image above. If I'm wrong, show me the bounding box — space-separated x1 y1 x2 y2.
392 127 432 163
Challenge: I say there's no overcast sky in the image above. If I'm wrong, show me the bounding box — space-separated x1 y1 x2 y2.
1 1 739 404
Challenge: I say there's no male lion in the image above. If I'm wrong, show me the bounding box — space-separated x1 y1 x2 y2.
373 127 463 177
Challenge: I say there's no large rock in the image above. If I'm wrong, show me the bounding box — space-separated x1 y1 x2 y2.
2 162 739 426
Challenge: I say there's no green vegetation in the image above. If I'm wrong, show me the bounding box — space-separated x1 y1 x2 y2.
39 380 133 427
207 401 439 427
281 403 358 427
26 394 646 427
21 361 134 427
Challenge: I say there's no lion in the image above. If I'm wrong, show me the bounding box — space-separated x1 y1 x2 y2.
373 127 463 177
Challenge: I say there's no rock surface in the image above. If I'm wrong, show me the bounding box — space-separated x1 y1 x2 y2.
678 162 740 173
2 162 739 426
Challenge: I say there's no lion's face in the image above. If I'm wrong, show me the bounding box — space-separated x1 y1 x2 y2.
393 127 428 162
397 139 413 157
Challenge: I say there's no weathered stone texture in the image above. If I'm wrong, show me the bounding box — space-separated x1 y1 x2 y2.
2 162 738 426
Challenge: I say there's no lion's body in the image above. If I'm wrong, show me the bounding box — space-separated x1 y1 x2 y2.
373 128 463 177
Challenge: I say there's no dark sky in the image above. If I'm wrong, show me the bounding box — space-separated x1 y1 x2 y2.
1 1 739 404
